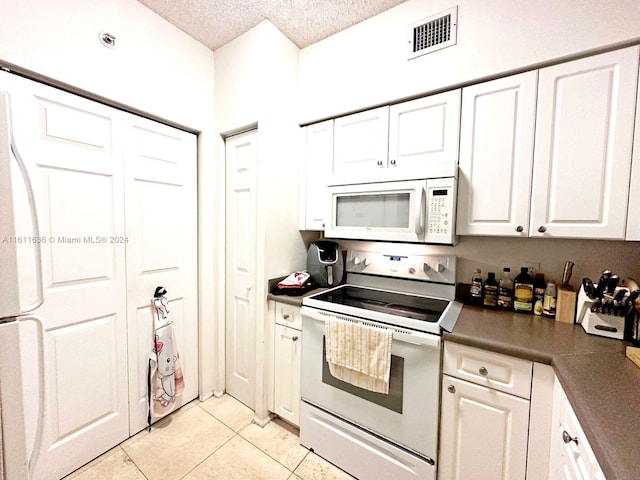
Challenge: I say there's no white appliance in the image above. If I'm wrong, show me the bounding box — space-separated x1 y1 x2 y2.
300 249 462 480
324 177 457 244
0 91 46 479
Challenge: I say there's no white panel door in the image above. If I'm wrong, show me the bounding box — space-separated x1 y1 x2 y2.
332 106 389 183
439 375 530 480
124 115 198 435
531 46 639 239
225 130 258 409
4 75 130 480
388 90 461 180
457 72 538 236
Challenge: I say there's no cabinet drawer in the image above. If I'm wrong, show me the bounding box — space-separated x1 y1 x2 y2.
274 303 302 330
443 342 533 399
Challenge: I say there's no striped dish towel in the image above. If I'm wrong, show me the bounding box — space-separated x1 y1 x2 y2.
325 317 393 394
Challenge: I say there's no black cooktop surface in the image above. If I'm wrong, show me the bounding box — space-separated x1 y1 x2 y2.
312 285 449 323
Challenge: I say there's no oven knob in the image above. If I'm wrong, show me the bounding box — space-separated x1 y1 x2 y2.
437 263 445 273
409 267 416 274
363 257 370 266
423 263 431 272
353 256 362 265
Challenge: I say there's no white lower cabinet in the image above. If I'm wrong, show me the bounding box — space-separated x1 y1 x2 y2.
548 380 606 480
439 343 533 480
439 375 530 479
272 302 302 426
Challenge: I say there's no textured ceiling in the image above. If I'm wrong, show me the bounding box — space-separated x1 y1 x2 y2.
137 0 408 50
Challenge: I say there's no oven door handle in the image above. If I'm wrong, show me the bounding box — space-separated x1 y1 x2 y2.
392 330 440 348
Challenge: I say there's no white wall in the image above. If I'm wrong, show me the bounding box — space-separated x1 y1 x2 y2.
0 0 218 397
299 0 640 123
213 20 310 418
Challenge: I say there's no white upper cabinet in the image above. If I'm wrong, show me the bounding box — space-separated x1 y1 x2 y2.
300 120 333 230
457 71 538 236
331 91 461 184
531 46 639 239
388 90 461 180
457 46 640 240
332 106 389 183
626 69 640 241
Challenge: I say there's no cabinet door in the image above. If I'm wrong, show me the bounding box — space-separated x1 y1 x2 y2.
439 375 529 480
626 67 640 241
531 46 639 239
457 72 537 236
273 324 301 426
300 120 333 230
388 90 461 180
548 380 606 480
332 106 389 183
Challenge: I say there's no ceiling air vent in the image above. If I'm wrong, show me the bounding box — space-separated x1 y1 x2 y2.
408 6 457 60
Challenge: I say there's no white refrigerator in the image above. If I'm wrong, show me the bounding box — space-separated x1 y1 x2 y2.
0 90 46 480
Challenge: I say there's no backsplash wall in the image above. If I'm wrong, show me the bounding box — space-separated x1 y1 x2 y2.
333 237 640 289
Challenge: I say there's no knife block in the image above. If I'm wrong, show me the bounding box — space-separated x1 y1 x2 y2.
576 286 625 339
555 286 577 323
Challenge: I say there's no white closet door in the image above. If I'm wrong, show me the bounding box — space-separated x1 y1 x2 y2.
124 115 198 434
3 74 130 480
225 130 258 409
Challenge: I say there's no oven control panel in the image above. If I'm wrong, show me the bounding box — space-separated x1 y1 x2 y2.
346 250 456 285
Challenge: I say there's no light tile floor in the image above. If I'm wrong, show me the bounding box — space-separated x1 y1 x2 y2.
63 394 356 480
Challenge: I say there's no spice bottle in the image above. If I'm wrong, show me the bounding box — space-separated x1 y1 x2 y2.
533 273 546 316
543 280 557 318
513 267 534 313
483 272 499 308
497 267 513 309
470 269 483 305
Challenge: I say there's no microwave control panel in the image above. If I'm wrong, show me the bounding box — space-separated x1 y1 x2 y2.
424 177 456 244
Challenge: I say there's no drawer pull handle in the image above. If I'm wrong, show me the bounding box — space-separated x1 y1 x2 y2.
447 385 456 394
282 314 290 320
562 430 579 446
479 366 488 376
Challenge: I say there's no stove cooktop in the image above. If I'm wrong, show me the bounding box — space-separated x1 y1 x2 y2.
311 285 448 323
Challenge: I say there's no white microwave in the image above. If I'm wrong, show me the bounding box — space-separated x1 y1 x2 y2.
324 178 457 244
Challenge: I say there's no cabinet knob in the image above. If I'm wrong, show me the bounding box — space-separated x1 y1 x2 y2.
447 385 456 393
390 159 397 166
562 430 579 445
479 366 488 376
282 313 290 320
377 160 383 167
538 225 547 233
292 335 299 342
516 225 524 233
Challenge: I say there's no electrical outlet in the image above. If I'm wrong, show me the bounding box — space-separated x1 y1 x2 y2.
523 263 540 275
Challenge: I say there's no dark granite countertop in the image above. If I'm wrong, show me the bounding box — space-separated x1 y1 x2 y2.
446 306 639 480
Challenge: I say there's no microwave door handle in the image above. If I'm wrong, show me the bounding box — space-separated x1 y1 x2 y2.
415 186 425 235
